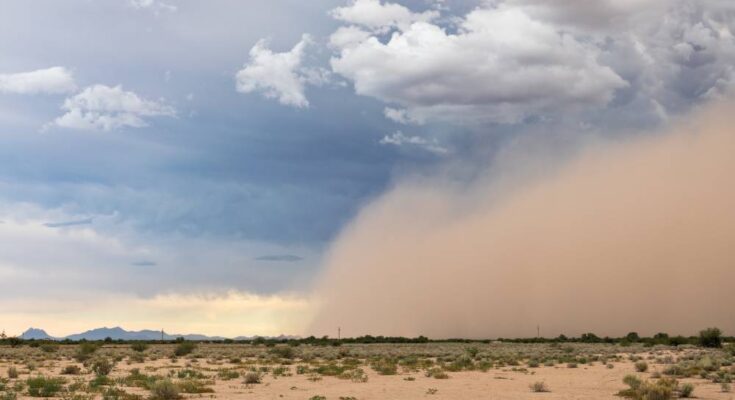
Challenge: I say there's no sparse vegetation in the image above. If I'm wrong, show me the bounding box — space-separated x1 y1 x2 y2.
529 381 550 392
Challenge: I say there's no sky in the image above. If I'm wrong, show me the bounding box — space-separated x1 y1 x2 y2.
1 0 734 338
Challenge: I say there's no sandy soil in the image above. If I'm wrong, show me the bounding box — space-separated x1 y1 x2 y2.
1 344 733 400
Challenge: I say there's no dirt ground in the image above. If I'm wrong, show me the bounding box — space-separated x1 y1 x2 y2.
1 343 733 400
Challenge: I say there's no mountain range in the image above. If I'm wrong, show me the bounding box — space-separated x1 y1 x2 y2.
18 327 294 341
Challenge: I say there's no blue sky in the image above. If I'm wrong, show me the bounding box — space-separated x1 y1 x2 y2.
1 0 733 337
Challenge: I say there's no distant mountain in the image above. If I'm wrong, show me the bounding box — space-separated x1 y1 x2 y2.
19 326 266 341
21 328 56 340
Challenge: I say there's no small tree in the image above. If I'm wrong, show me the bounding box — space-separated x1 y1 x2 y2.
699 327 722 348
626 332 640 343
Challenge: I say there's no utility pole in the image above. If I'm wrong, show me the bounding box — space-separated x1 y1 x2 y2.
537 324 540 338
161 329 164 342
337 327 341 340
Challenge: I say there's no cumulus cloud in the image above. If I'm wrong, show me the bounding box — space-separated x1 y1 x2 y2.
328 0 735 125
0 67 76 95
330 0 439 32
330 4 627 124
51 84 176 131
380 131 447 154
236 34 318 108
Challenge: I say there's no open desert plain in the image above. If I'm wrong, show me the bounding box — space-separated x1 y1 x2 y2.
2 340 735 400
2 1 735 400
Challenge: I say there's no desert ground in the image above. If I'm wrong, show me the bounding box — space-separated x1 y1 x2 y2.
0 342 733 400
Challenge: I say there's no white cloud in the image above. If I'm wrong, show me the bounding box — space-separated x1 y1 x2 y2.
330 5 628 124
235 34 316 108
330 0 439 32
380 130 447 154
384 107 424 125
0 67 76 95
128 0 177 13
51 84 175 131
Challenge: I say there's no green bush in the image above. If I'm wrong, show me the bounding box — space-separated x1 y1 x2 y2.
7 367 18 379
91 358 114 376
26 376 65 397
149 379 180 400
698 327 722 348
173 342 196 357
635 361 649 373
679 383 694 398
74 343 99 362
618 375 677 400
130 342 149 353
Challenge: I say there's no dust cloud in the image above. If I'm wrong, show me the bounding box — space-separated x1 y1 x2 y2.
309 101 735 339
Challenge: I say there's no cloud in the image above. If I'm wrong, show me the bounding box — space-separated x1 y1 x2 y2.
128 0 177 13
51 84 176 131
131 260 157 267
380 131 447 154
329 1 735 126
235 34 316 108
43 218 93 228
330 4 627 124
330 0 439 32
255 254 304 262
384 107 424 125
309 100 735 338
0 205 316 336
0 67 76 95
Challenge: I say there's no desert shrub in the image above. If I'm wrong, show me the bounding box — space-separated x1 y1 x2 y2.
635 361 649 372
567 362 578 368
175 369 204 379
722 382 732 393
130 343 149 353
173 342 196 357
243 372 261 384
149 379 180 400
39 344 58 353
268 346 295 359
102 387 143 400
425 368 449 379
61 365 82 375
465 347 480 358
272 366 289 377
529 381 550 392
618 375 678 400
679 383 694 398
216 369 239 380
698 327 722 348
339 368 368 383
7 367 18 379
26 376 65 397
0 392 17 400
89 375 114 388
176 379 214 394
309 396 326 400
371 359 398 375
74 343 99 362
91 358 114 376
314 363 344 376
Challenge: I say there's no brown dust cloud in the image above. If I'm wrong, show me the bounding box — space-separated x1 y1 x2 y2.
308 100 735 339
